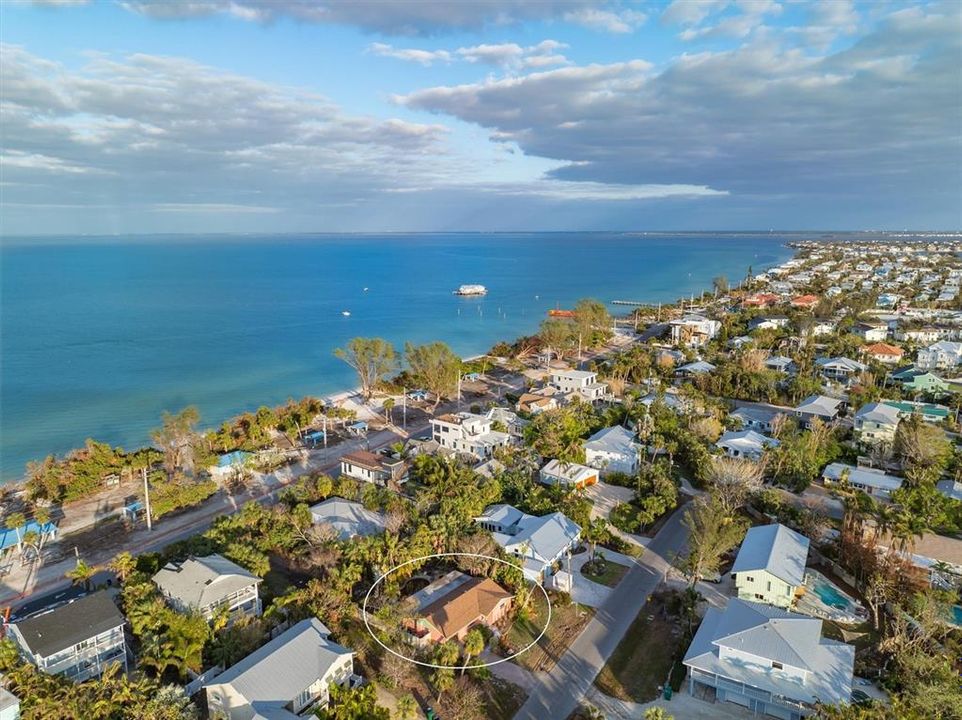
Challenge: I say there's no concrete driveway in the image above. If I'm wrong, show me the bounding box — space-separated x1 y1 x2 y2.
568 552 614 607
586 481 635 520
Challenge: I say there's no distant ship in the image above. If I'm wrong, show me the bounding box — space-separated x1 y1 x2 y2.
341 311 351 316
454 284 487 296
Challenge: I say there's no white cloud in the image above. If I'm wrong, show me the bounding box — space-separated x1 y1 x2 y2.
368 43 451 66
661 0 729 26
563 7 647 33
370 40 569 69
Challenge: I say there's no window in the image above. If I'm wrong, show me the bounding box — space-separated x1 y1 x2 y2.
746 576 754 583
772 661 783 670
754 593 764 600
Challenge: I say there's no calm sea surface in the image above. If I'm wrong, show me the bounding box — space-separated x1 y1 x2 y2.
0 233 794 481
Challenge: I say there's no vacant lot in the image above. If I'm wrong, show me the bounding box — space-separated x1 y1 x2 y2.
505 591 594 672
594 588 691 702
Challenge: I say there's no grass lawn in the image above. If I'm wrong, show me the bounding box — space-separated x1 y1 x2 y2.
505 591 594 673
594 590 690 703
580 557 629 588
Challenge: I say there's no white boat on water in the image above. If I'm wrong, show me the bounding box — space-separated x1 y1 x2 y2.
341 311 351 316
454 284 487 296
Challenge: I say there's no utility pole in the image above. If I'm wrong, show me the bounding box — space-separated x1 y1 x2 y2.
457 373 462 410
323 415 328 448
142 467 152 531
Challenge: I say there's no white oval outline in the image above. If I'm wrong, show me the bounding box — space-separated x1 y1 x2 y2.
361 552 552 670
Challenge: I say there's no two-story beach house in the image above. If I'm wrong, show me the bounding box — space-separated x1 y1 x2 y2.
476 504 581 585
731 524 809 609
816 357 867 385
152 554 262 621
669 315 721 347
916 340 962 371
852 402 901 446
7 592 127 682
583 425 641 476
204 618 354 720
430 412 512 459
339 449 409 487
549 369 608 403
684 599 854 720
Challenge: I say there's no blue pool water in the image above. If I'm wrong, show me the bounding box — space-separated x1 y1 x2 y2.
951 605 962 627
0 232 794 481
812 577 852 610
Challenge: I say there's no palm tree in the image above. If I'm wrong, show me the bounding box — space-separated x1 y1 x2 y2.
383 397 395 425
65 559 95 591
460 628 485 675
4 512 26 552
109 552 137 585
394 694 418 720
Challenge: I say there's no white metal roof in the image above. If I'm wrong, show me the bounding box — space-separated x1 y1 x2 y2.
731 523 809 587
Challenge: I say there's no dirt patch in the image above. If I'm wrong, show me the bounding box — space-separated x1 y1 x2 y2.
503 591 594 673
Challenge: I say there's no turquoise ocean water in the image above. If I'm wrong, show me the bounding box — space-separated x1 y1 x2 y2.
0 232 794 481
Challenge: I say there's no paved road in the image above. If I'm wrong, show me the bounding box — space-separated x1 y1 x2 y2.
513 507 690 720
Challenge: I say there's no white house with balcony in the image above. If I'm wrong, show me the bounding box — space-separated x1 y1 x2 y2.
204 618 355 720
583 425 641 476
669 315 721 347
153 554 262 621
684 599 854 720
916 340 962 370
816 356 867 384
7 592 127 683
549 369 608 403
429 412 512 459
475 504 581 584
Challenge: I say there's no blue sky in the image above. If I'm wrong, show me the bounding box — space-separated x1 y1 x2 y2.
1 0 959 234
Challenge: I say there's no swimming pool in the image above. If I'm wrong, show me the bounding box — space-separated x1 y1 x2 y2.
812 576 853 611
951 605 962 627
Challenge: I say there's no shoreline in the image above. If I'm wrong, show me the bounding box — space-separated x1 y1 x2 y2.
1 242 795 486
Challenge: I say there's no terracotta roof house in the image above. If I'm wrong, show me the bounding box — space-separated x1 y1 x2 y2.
790 294 819 309
404 571 513 645
860 342 905 365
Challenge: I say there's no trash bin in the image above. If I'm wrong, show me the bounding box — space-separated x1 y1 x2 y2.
663 685 673 700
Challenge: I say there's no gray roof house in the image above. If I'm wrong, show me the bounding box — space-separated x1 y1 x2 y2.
731 524 810 609
204 618 354 720
309 497 386 540
153 554 262 621
793 395 842 427
476 504 581 583
730 405 788 434
716 430 779 461
583 425 641 476
7 591 127 682
684 599 854 720
822 463 903 500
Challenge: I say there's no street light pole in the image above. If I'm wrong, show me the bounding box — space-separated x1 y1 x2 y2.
142 467 152 532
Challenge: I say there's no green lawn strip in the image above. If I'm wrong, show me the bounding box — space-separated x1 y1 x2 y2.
580 558 629 588
594 594 688 703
